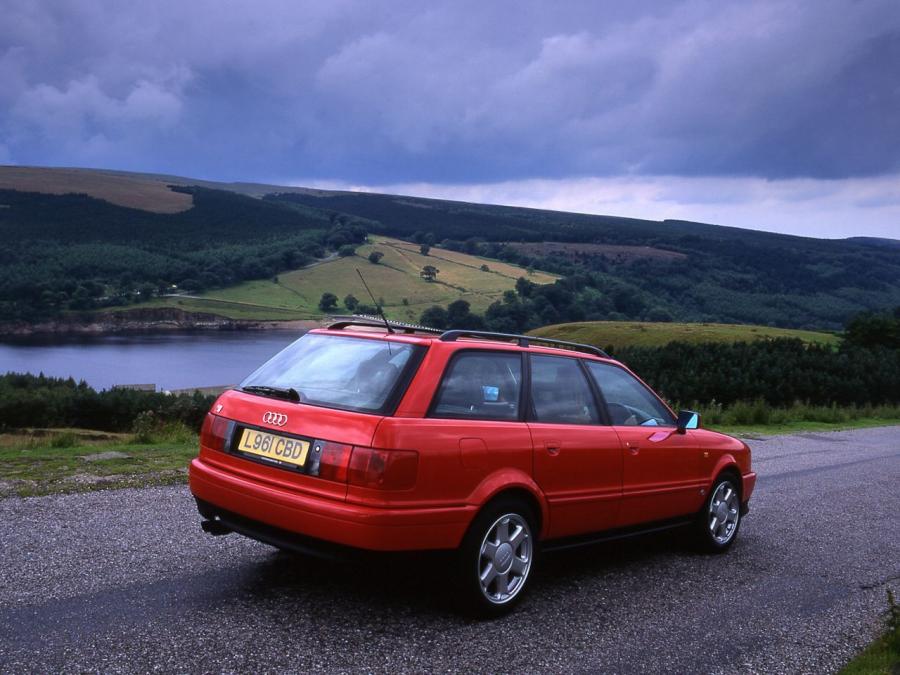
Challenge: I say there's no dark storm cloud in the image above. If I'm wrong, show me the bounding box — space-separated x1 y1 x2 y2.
0 0 898 183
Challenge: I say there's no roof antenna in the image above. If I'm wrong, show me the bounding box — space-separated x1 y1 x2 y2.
356 268 394 334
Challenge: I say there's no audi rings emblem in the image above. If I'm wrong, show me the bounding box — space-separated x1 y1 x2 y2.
262 412 288 427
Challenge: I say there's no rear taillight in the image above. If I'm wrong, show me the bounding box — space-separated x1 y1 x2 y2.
315 441 352 482
348 447 418 490
200 414 232 452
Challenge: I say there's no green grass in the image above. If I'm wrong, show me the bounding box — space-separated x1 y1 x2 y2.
0 428 197 497
838 590 900 674
713 417 900 436
696 401 900 436
141 296 317 320
530 320 840 349
840 637 898 675
151 236 557 322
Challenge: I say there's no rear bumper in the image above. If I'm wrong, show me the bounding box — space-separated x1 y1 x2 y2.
189 457 474 552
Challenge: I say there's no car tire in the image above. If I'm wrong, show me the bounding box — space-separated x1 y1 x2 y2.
695 474 742 553
455 497 537 618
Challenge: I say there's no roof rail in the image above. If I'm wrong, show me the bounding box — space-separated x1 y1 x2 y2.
439 329 609 358
327 315 444 335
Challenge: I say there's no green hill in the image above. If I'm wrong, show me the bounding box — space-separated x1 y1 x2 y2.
530 321 840 349
149 236 557 321
1 166 898 330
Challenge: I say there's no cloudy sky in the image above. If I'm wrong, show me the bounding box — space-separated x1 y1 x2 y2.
1 0 898 238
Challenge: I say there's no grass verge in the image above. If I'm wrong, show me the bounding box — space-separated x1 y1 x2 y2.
697 401 900 436
0 427 196 498
839 590 899 675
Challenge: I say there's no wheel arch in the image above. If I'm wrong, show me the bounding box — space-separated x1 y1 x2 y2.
467 470 549 540
711 459 743 498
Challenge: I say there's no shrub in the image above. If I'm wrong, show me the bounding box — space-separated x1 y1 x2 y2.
318 292 338 311
0 373 215 433
49 431 78 448
132 410 195 444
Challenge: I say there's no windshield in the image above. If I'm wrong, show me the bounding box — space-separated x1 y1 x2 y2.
240 334 421 414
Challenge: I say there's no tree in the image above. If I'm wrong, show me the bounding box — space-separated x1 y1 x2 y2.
845 307 900 349
420 265 439 281
137 283 156 301
646 306 674 322
368 251 384 264
480 264 490 272
318 292 338 311
344 294 359 311
515 277 535 298
420 305 449 329
338 245 356 257
445 299 484 329
420 243 431 256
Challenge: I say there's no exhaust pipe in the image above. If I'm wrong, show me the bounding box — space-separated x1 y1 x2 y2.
201 519 233 536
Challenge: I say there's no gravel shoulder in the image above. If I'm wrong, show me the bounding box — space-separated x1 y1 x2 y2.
1 426 898 673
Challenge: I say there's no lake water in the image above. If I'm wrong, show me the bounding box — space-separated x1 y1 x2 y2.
0 331 303 391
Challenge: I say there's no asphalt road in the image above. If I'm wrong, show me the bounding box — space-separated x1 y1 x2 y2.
1 426 898 674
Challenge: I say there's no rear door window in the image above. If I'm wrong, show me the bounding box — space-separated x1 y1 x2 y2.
430 351 522 421
586 361 675 426
529 354 600 425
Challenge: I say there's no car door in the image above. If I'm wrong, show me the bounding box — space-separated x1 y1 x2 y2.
418 350 534 506
528 354 623 538
585 361 703 527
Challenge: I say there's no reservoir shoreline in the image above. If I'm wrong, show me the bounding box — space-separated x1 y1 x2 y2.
0 307 319 337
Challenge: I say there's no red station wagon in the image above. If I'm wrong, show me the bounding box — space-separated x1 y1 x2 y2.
190 320 756 615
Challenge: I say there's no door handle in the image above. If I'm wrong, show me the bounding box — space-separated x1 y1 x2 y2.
545 442 561 456
626 442 640 455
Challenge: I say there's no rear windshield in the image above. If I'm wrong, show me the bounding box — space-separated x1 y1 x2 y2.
240 334 422 414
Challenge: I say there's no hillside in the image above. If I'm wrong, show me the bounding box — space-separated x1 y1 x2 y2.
268 191 900 329
1 165 898 330
149 236 556 321
529 321 840 350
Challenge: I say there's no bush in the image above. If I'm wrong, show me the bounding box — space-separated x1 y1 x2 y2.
132 410 195 444
49 431 78 448
614 340 900 407
0 373 215 433
692 400 900 428
318 292 338 311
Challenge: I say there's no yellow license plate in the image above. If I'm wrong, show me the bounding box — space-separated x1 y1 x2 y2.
237 428 310 468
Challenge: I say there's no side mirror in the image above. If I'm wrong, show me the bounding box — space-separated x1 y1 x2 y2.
676 410 700 433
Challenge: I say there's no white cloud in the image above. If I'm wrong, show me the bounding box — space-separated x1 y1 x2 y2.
294 174 900 240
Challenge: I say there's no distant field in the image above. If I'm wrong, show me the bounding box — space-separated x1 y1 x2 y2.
151 236 557 322
143 296 316 320
509 241 688 263
530 321 840 349
0 166 193 213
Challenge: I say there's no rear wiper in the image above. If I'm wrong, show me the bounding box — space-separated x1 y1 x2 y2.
242 385 301 402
